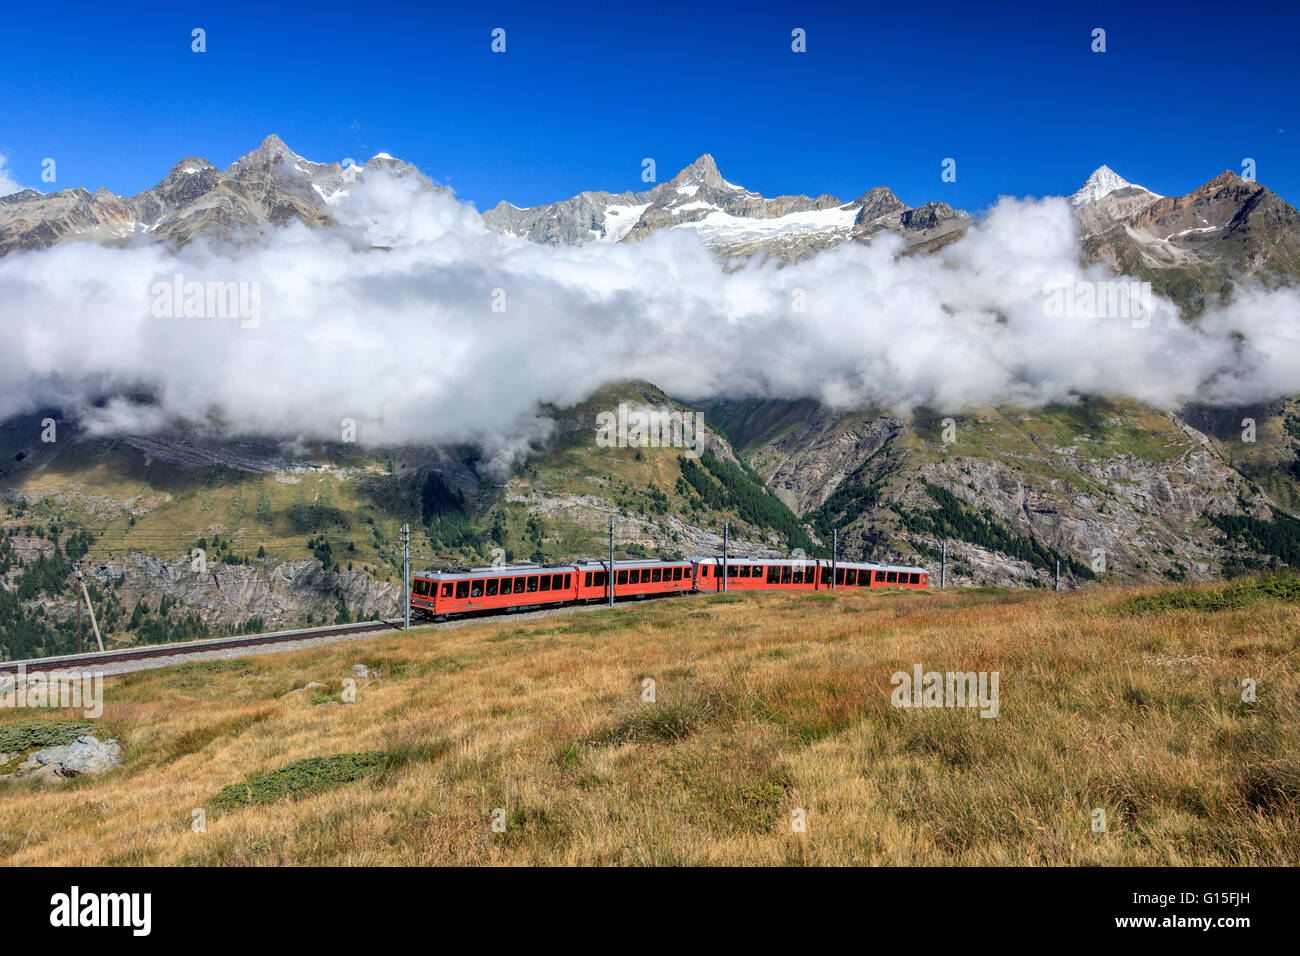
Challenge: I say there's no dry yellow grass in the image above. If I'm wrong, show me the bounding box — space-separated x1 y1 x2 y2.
1 579 1297 866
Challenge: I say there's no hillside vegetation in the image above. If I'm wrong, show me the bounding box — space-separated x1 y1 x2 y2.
1 577 1296 865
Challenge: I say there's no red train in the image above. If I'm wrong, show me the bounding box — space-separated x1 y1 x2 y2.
410 555 928 622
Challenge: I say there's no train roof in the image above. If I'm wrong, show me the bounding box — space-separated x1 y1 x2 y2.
573 558 691 569
414 563 570 580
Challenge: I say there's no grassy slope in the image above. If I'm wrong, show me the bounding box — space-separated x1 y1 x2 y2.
0 424 405 576
2 577 1295 865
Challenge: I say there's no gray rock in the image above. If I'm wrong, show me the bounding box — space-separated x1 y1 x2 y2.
20 736 121 779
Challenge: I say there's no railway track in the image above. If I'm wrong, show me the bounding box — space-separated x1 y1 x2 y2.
1 587 743 677
0 618 404 675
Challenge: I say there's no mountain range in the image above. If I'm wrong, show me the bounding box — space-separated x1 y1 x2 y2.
6 135 1298 316
3 136 1300 658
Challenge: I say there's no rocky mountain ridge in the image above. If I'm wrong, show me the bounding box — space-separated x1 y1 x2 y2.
5 138 1297 305
0 135 430 256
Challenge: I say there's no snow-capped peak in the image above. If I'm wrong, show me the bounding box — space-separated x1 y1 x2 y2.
1070 165 1161 208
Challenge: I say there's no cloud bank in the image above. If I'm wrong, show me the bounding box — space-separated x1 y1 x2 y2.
2 169 1298 473
0 155 21 197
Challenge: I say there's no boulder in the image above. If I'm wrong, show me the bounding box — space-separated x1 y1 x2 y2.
9 736 121 781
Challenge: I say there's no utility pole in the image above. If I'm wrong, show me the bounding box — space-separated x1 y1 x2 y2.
722 521 729 593
76 585 82 654
74 567 104 652
831 528 838 591
608 518 615 607
1054 559 1060 592
941 540 947 589
402 523 410 629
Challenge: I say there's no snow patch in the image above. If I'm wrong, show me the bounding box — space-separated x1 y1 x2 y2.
670 205 860 244
598 202 650 242
1070 165 1162 208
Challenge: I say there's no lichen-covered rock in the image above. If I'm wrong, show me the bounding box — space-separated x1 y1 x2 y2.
7 735 121 781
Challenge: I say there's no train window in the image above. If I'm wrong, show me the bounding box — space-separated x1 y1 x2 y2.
595 571 607 587
673 567 682 581
552 573 563 589
793 569 805 584
455 581 469 599
617 570 628 585
780 566 791 584
539 575 551 592
509 578 521 594
701 566 709 577
743 566 753 578
525 576 538 592
486 579 499 597
631 569 641 584
563 574 571 588
834 568 844 584
651 568 661 582
845 569 856 586
767 566 778 584
470 581 483 597
886 571 898 583
584 572 592 587
413 579 430 596
441 583 453 597
909 573 920 584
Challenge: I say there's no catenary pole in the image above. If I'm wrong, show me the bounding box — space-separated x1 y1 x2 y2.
402 523 410 629
722 521 729 593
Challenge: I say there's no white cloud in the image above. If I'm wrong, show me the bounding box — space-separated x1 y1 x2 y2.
0 154 22 197
0 170 1297 477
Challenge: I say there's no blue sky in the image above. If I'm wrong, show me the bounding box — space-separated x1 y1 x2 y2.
2 0 1296 212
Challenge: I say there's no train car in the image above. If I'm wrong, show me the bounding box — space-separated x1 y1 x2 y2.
692 557 824 591
837 563 929 589
574 558 693 602
410 563 578 621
